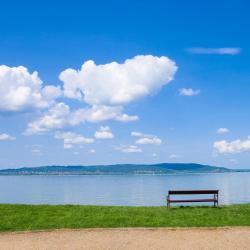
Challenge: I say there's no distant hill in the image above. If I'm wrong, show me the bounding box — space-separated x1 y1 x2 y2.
0 163 233 175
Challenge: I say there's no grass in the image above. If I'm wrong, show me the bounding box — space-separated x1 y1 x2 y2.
0 204 250 232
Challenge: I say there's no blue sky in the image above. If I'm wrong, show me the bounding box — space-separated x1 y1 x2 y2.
0 0 250 169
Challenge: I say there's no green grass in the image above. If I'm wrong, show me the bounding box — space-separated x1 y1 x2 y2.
0 204 250 232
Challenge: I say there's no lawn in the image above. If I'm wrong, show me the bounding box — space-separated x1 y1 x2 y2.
0 204 250 232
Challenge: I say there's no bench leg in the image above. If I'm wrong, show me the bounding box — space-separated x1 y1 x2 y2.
214 194 219 207
167 195 170 208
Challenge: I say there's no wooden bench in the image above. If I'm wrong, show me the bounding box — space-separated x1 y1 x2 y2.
166 190 219 208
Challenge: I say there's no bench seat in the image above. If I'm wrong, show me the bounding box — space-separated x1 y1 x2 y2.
167 190 219 208
169 199 216 203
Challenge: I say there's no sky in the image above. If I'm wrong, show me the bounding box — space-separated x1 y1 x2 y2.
0 0 250 169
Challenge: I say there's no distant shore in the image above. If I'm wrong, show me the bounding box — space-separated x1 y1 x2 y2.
0 171 248 176
1 163 249 175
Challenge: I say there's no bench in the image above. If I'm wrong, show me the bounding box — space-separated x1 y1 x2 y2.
166 190 219 208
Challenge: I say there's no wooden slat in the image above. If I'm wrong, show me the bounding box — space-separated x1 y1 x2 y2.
169 198 216 203
168 190 219 195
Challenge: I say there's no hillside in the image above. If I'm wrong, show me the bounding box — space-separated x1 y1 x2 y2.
0 163 231 175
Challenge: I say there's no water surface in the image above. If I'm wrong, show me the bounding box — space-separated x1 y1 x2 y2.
0 172 249 206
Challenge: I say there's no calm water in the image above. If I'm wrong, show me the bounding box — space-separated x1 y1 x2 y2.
0 172 250 206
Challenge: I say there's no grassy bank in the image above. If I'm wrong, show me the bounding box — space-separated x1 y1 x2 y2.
1 204 250 232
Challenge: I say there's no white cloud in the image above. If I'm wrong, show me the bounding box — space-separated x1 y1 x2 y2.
229 158 238 163
136 137 162 145
179 88 200 96
60 55 177 106
118 145 142 153
25 103 137 135
0 65 61 112
131 131 143 137
89 149 96 153
13 55 177 135
71 105 138 124
217 128 230 134
24 102 70 135
0 133 16 141
30 145 43 155
55 131 94 149
169 154 182 159
31 148 42 155
214 136 250 154
19 55 177 134
186 47 241 55
94 126 114 139
131 131 162 145
115 114 138 122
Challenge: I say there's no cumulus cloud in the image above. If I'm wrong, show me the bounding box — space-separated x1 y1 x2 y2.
60 55 177 106
5 55 177 135
186 47 241 55
7 55 177 136
115 114 138 122
131 131 143 137
117 145 142 153
31 148 43 155
131 131 162 145
179 88 200 96
229 158 238 163
0 133 16 141
214 136 250 154
169 154 182 159
30 145 43 155
136 137 162 145
24 102 70 135
55 131 94 149
0 65 61 112
71 105 138 124
25 103 137 135
217 128 230 134
94 126 114 139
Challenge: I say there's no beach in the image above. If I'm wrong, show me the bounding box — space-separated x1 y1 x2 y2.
0 227 250 250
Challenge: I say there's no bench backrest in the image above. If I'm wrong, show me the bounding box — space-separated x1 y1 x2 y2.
168 190 219 195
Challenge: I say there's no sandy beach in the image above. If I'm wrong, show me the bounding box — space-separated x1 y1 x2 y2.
0 227 249 250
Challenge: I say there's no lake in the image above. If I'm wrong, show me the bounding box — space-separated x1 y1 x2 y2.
0 172 249 206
